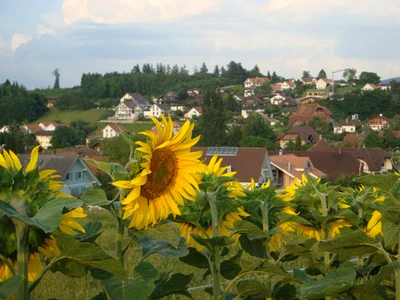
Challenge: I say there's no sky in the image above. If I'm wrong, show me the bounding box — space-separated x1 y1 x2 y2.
0 0 399 89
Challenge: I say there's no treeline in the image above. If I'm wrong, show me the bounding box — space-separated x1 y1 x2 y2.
80 61 282 99
323 81 400 120
0 80 48 126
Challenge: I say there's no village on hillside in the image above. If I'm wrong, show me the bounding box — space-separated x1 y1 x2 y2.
1 67 399 197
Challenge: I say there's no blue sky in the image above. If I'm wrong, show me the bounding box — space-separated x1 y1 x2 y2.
0 0 399 89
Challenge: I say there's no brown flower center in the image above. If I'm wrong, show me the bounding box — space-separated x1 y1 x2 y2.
141 147 178 200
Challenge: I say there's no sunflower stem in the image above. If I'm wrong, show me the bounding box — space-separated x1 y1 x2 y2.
208 193 221 300
116 214 125 266
396 231 400 300
260 201 271 259
14 219 30 300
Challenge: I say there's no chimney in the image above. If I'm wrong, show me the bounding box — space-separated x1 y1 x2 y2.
288 162 291 171
279 149 283 156
338 148 342 154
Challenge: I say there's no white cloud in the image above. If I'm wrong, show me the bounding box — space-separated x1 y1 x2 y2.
0 36 8 48
11 34 32 52
62 0 224 24
37 24 56 38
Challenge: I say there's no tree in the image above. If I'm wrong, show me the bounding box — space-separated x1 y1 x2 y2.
317 69 327 79
53 68 60 89
343 68 357 82
271 71 279 83
131 64 141 73
213 65 220 77
267 71 271 80
294 134 302 150
50 126 80 148
308 116 329 132
200 88 226 146
359 71 380 85
199 62 208 74
254 82 272 95
302 71 311 78
365 130 384 148
227 126 243 146
243 113 274 140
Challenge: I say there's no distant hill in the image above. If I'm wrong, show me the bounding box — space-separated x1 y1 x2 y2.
381 77 400 84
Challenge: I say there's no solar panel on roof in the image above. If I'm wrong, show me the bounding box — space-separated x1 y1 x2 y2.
206 147 238 156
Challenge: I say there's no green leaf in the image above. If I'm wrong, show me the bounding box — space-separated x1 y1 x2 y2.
237 279 270 299
273 282 298 300
0 197 82 233
51 236 127 280
276 212 312 225
85 160 127 180
0 275 22 299
355 173 398 193
238 234 266 259
284 244 314 259
190 235 235 251
352 286 381 300
381 216 400 247
102 276 155 300
256 261 294 279
179 247 210 269
300 268 356 299
150 272 193 299
232 220 269 238
132 261 159 283
318 231 379 261
74 220 103 243
140 237 189 259
120 131 136 152
380 197 400 224
142 221 181 248
81 189 114 207
220 259 242 280
365 261 400 287
91 291 108 300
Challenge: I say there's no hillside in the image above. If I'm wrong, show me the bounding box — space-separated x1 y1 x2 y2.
381 77 400 84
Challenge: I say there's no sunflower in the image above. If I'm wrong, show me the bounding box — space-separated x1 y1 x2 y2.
328 219 352 238
59 207 87 235
366 210 382 238
113 115 205 229
38 235 61 258
0 258 15 282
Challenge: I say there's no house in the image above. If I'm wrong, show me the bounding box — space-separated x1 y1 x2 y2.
244 77 270 96
0 125 9 133
18 153 101 197
316 78 333 90
170 105 186 112
101 124 129 139
35 131 54 149
276 126 320 149
187 88 201 96
270 148 361 182
269 153 327 188
38 122 68 131
270 94 286 105
288 104 334 126
305 90 329 99
184 107 202 119
151 122 181 135
21 124 43 134
241 107 265 119
343 133 365 148
277 95 298 107
361 83 378 92
46 96 59 108
369 115 390 131
242 95 265 107
113 93 150 120
144 103 171 118
280 81 296 91
308 143 395 174
333 119 359 134
193 147 274 186
301 77 317 85
379 84 391 91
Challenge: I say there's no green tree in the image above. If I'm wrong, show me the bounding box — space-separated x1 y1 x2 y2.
308 116 329 132
227 126 243 146
3 121 25 153
101 135 131 164
359 71 380 85
294 134 302 150
317 69 327 79
223 93 237 112
343 68 357 82
365 130 384 148
271 71 279 83
200 88 226 146
53 68 60 89
199 62 208 73
239 136 269 147
213 65 220 77
243 113 275 140
254 82 272 95
50 126 80 148
302 70 311 78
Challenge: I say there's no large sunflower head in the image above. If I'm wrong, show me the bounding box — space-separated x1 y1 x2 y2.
113 115 205 229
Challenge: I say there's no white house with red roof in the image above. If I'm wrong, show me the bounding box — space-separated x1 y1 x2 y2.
316 78 333 90
361 83 378 91
101 124 129 138
184 107 203 119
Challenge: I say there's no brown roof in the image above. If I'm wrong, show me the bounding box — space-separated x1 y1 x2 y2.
277 126 320 143
270 154 327 181
308 144 392 173
103 124 129 133
194 106 203 113
23 124 43 133
270 150 360 181
157 103 171 112
193 147 269 183
35 130 54 136
245 77 270 84
289 104 333 125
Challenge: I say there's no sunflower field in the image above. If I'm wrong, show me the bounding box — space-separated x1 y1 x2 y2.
1 115 400 299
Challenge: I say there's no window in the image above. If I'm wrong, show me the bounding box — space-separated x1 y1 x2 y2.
66 173 71 180
76 172 82 180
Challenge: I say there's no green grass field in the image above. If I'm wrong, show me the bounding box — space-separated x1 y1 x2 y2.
36 108 107 123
